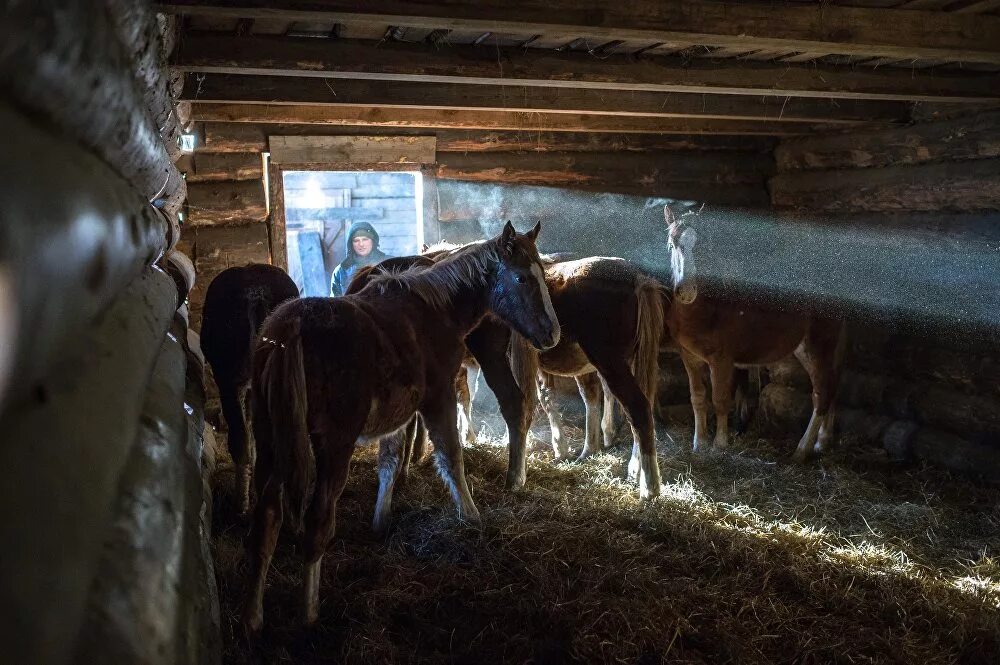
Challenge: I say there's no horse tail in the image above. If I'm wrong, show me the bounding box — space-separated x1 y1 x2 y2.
255 317 315 533
633 274 666 409
508 331 540 431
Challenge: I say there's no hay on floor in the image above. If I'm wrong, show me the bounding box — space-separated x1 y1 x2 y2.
211 408 1000 664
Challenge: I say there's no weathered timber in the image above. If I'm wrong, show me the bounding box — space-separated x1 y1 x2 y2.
269 134 437 164
185 152 264 181
776 110 1000 171
0 2 175 204
0 268 177 665
155 1 1000 65
172 32 1000 103
0 104 169 413
189 103 834 135
75 332 189 665
770 159 1000 211
435 151 771 198
199 121 777 153
181 73 909 124
186 180 268 225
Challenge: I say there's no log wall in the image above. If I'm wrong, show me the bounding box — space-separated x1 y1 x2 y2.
0 4 218 663
754 110 1000 479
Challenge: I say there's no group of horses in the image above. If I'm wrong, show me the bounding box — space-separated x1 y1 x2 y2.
199 206 844 632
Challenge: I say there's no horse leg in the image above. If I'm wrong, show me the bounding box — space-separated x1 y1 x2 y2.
590 356 661 499
679 349 712 452
538 372 569 461
793 323 843 462
241 478 282 633
576 372 603 460
709 358 736 450
219 380 253 515
373 423 412 534
300 437 355 625
468 327 531 489
396 415 419 489
421 397 481 523
455 368 476 446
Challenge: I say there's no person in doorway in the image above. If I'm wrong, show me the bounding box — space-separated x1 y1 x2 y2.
329 221 392 297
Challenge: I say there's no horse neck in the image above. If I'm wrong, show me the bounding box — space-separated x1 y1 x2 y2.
410 249 496 334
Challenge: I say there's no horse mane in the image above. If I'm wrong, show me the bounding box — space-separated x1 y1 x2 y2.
368 240 500 310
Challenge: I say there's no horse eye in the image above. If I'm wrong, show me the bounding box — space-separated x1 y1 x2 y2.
515 274 526 284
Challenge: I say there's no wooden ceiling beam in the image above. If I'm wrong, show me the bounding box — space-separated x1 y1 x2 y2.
155 1 1000 65
179 73 909 124
171 34 1000 103
187 102 838 135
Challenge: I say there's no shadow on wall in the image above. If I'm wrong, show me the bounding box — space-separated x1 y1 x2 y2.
437 180 1000 344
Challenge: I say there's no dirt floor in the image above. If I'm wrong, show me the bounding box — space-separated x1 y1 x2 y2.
212 393 1000 664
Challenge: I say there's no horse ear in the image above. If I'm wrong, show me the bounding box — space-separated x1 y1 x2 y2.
420 243 429 253
500 220 517 254
527 220 541 242
664 205 676 225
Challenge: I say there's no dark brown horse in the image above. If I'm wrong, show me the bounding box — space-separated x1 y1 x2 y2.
199 263 299 514
661 206 845 462
243 223 560 631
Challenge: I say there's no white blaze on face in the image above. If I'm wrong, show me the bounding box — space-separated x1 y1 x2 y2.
672 227 698 304
530 261 560 345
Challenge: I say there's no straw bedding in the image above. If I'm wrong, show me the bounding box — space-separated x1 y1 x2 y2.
212 398 1000 664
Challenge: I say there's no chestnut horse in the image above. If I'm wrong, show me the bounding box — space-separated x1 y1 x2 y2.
199 263 299 514
243 222 560 631
661 206 845 462
516 254 696 495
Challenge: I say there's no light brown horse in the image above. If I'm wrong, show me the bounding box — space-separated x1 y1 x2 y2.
661 206 845 462
242 223 560 631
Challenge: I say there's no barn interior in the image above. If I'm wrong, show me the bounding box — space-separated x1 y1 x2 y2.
2 1 1000 663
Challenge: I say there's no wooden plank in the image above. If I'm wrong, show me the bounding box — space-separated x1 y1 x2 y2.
775 110 1000 170
296 231 327 296
171 34 1000 103
202 121 777 152
185 152 263 181
156 1 1000 65
189 103 847 136
191 223 271 272
181 72 910 124
435 151 772 204
269 135 437 164
186 179 267 225
770 159 1000 211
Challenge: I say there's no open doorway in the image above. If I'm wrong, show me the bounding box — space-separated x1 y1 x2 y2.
282 170 424 296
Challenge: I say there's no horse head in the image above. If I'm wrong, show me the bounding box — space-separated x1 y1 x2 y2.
665 206 698 305
490 221 561 351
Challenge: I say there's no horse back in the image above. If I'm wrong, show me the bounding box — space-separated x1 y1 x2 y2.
201 263 298 385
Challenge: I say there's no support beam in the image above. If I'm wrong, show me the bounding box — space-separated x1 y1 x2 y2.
435 151 772 204
156 1 1000 65
173 33 1000 103
198 122 777 153
189 103 848 135
180 73 909 124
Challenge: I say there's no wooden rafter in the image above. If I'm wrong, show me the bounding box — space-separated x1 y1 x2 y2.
155 1 1000 65
179 73 910 124
171 33 1000 103
187 102 835 135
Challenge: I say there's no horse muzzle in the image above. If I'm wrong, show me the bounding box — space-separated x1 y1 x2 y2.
533 321 561 351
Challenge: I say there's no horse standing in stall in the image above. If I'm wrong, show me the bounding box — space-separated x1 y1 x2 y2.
661 207 845 462
519 254 697 491
199 263 299 515
242 222 560 631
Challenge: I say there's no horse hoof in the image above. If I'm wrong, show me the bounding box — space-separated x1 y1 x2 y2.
639 482 661 500
241 608 263 637
791 451 810 465
575 451 595 464
504 474 526 491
